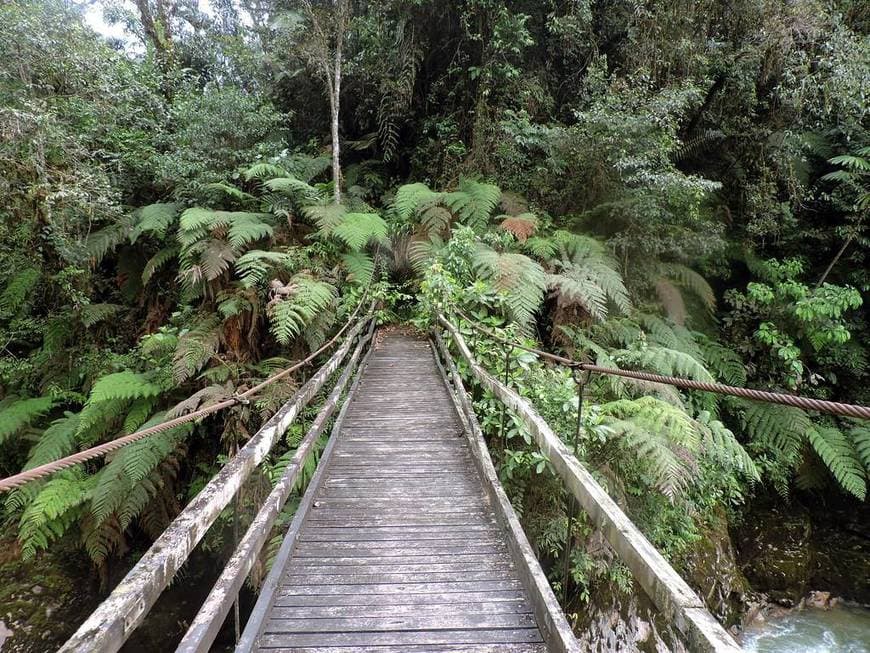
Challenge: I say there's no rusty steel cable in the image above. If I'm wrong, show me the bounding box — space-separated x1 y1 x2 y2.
0 293 373 494
448 311 870 421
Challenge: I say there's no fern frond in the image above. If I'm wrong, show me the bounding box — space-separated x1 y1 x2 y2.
227 214 274 252
265 176 322 203
82 217 133 266
698 337 746 385
444 179 501 229
243 162 289 180
130 203 179 243
330 213 388 250
80 303 124 328
615 346 714 382
851 424 870 474
654 278 687 325
499 213 538 242
235 250 293 287
204 182 256 203
77 372 163 441
392 182 439 221
24 413 80 470
19 470 89 559
601 397 701 498
303 203 347 232
548 271 607 321
342 252 375 285
473 246 545 329
173 316 221 383
737 401 810 464
658 263 716 312
0 268 40 315
808 426 866 499
142 245 179 284
268 275 337 346
0 397 55 446
696 411 760 481
523 237 558 260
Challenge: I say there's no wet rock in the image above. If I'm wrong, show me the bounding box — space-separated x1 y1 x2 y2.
0 621 13 650
680 509 752 626
805 590 831 609
734 503 813 603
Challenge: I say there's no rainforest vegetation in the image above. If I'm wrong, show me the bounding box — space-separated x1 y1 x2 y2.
0 0 868 648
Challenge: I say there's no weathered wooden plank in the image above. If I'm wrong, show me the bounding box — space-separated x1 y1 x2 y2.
257 629 544 647
267 602 531 619
263 612 539 633
257 645 547 653
282 570 516 585
285 560 514 574
439 316 743 653
277 580 526 596
271 590 530 608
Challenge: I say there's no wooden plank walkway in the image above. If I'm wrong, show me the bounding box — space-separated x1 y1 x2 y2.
238 333 554 652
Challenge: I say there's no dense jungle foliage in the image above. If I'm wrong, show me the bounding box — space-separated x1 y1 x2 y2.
0 0 868 633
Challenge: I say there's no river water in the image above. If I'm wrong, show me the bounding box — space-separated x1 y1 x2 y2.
741 603 870 652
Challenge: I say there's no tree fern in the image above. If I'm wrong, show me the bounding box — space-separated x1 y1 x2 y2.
243 162 290 180
473 245 546 329
0 396 56 445
235 250 294 287
130 203 179 242
19 470 91 559
303 203 347 232
265 176 322 203
392 182 440 221
0 267 40 315
23 413 80 470
737 400 811 465
142 245 179 285
82 216 135 266
329 213 388 250
268 274 337 345
499 213 538 242
807 426 866 499
204 182 256 203
80 303 123 327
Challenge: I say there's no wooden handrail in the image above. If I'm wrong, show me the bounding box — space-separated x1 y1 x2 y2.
439 314 743 653
60 316 373 653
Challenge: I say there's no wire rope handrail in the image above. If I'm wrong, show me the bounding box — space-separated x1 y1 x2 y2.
452 309 870 420
59 308 376 653
0 291 372 494
438 313 743 653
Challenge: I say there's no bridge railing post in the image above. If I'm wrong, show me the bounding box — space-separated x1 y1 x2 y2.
499 343 513 457
562 365 586 608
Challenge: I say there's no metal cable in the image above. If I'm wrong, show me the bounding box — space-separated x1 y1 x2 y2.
448 311 870 421
0 292 372 493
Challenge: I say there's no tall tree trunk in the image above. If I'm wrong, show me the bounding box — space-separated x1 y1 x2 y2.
331 29 342 204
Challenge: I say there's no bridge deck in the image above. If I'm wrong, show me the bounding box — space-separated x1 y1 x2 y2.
239 333 553 652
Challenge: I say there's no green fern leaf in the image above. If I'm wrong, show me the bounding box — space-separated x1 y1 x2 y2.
142 245 179 284
234 250 293 287
23 413 80 470
330 213 388 250
852 424 870 474
173 316 221 383
268 275 337 346
738 401 810 464
808 426 866 499
0 268 40 315
474 246 545 329
0 397 55 446
244 163 290 180
130 203 179 243
80 303 124 328
658 263 716 312
342 252 375 285
19 470 90 559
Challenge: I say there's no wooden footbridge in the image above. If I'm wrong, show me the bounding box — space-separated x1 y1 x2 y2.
58 314 743 653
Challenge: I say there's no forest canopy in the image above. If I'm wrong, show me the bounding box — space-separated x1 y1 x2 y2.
0 0 868 627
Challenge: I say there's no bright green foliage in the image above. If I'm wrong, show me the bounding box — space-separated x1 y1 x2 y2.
19 471 90 560
80 303 124 328
739 402 811 465
329 213 388 250
268 274 337 345
473 246 546 328
235 250 294 287
0 268 40 315
130 203 180 242
23 413 80 470
0 397 56 445
173 317 221 383
807 426 867 500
